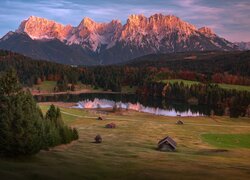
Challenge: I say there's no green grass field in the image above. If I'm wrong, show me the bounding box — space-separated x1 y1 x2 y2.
121 86 137 94
33 81 57 92
202 134 250 148
32 81 105 93
162 79 250 92
1 104 250 180
161 79 200 86
32 81 136 94
217 83 250 92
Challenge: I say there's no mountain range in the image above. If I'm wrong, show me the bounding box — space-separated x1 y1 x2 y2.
235 42 250 50
0 14 238 65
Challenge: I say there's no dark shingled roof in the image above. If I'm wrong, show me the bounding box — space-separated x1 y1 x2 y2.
158 136 177 149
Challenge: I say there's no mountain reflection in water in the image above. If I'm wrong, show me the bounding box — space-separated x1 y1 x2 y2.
73 98 204 117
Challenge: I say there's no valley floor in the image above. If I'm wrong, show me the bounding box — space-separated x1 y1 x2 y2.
1 103 250 180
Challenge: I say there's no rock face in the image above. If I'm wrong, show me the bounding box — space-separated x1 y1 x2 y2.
235 42 250 50
68 18 122 52
17 16 73 41
0 14 237 65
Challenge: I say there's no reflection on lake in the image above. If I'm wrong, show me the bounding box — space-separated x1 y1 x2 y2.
35 93 212 117
74 98 203 117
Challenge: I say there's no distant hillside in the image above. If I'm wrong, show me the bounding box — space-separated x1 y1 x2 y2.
124 51 250 76
0 32 98 65
0 50 80 86
1 50 250 93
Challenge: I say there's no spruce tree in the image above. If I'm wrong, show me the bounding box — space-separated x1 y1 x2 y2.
45 105 64 128
0 70 44 156
0 70 79 156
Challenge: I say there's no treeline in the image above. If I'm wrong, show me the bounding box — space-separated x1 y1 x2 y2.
1 50 250 92
137 82 250 118
127 51 250 76
80 66 153 91
0 50 80 86
0 70 78 157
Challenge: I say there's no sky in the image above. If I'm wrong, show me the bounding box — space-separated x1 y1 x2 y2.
0 0 250 42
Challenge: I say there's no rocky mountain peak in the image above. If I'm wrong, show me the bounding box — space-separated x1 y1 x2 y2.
124 14 196 35
128 14 146 22
198 27 215 36
17 16 72 40
235 41 250 50
2 14 236 63
78 17 96 29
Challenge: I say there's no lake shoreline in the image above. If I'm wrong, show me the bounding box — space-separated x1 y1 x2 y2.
32 89 134 96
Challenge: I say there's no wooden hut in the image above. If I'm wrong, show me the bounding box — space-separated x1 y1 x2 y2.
105 123 116 128
95 134 102 143
176 120 184 125
97 116 104 120
157 136 177 151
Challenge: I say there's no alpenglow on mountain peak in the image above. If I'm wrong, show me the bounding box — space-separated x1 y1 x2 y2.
0 13 237 65
15 14 226 51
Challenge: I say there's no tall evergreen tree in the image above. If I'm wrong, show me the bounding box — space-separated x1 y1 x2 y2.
0 70 79 156
45 105 64 128
0 70 44 156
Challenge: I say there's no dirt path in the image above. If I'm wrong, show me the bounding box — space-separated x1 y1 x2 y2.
32 89 127 96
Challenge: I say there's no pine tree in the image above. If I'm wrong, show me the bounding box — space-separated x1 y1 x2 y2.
0 70 44 156
45 105 64 128
0 70 79 156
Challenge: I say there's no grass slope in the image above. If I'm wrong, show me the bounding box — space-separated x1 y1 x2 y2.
0 104 250 179
202 134 250 148
218 84 250 92
162 79 250 92
33 81 57 92
161 79 200 86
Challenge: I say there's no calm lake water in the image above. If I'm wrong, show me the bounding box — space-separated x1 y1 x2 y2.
35 93 212 117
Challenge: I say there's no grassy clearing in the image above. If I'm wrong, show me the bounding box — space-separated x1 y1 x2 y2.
32 81 138 94
1 104 250 179
76 83 104 91
160 79 200 86
33 81 57 92
121 86 137 94
32 81 105 94
162 79 250 92
217 83 250 92
202 134 250 149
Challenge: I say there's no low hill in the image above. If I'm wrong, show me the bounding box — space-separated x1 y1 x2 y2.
0 50 80 86
0 32 99 65
124 51 250 76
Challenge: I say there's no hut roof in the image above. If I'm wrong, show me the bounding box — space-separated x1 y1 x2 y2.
95 134 102 143
97 116 104 120
105 123 116 128
177 120 184 124
158 136 177 149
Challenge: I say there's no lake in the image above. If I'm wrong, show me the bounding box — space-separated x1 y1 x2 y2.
34 93 212 117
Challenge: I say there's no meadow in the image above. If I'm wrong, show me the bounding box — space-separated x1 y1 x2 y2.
161 79 250 92
32 81 136 94
0 103 250 180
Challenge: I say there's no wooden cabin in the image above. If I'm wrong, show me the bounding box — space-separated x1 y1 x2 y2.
176 120 184 125
157 136 177 151
97 116 104 120
95 134 102 143
105 123 116 128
